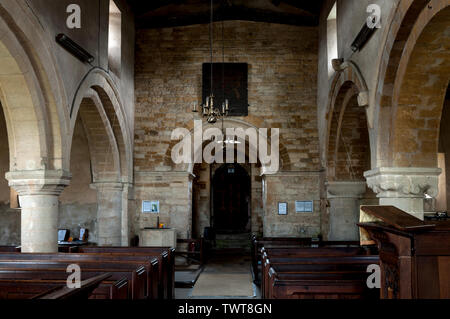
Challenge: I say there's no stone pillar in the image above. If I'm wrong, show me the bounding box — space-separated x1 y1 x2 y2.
326 181 367 241
6 170 71 253
364 167 441 220
121 182 134 246
91 182 123 246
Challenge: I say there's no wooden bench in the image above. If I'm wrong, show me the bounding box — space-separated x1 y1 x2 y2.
0 246 20 252
0 264 145 300
35 273 111 299
72 246 175 299
267 264 379 299
251 235 368 281
0 253 154 299
0 245 174 297
262 255 379 298
0 272 128 300
255 244 372 284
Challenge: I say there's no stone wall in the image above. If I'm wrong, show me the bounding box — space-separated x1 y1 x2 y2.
263 172 322 238
134 21 320 238
134 172 193 239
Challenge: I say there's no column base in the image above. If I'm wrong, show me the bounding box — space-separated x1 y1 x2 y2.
326 181 367 241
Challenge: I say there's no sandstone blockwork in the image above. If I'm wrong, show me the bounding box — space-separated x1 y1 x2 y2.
134 21 320 172
134 21 321 238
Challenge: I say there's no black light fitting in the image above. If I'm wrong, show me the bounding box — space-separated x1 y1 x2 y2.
56 33 95 64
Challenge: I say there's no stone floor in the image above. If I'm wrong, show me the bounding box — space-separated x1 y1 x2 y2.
175 250 261 299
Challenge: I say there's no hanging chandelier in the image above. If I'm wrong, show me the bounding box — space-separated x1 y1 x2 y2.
192 0 230 124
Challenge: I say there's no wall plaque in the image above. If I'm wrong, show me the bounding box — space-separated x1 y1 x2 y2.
278 202 288 215
142 200 160 214
295 201 314 213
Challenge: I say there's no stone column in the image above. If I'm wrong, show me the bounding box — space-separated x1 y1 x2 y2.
326 181 367 241
364 167 441 220
121 182 134 246
91 182 123 246
6 170 71 253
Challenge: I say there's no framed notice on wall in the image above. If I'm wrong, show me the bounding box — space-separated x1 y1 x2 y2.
142 200 160 214
278 202 288 215
295 201 314 213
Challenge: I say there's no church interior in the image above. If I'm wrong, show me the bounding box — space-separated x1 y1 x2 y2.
0 0 449 301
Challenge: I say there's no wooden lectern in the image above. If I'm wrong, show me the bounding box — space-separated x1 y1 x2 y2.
358 206 450 299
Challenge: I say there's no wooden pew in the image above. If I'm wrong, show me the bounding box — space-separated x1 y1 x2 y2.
35 273 111 299
0 273 128 300
0 246 20 252
0 264 145 300
251 235 368 282
251 236 312 280
73 246 175 299
0 254 152 299
255 245 371 284
262 255 379 298
268 266 377 299
10 252 161 299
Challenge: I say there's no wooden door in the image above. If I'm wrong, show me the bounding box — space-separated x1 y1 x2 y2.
212 164 250 233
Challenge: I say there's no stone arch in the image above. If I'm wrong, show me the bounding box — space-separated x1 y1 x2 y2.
326 62 371 181
325 64 372 241
373 0 450 168
0 1 68 172
69 69 133 246
389 2 450 168
70 69 133 183
77 91 121 182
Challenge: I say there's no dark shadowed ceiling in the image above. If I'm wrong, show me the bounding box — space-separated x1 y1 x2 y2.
126 0 324 29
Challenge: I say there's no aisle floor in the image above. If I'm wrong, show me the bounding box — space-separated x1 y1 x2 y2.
175 251 260 299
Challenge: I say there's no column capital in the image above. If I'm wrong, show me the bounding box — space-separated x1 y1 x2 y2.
326 181 367 198
5 170 71 196
90 181 124 192
364 167 441 198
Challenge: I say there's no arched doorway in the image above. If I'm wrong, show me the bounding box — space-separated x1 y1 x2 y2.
212 164 251 234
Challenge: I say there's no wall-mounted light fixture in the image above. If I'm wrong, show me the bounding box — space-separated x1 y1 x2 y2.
56 33 95 64
351 22 377 52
